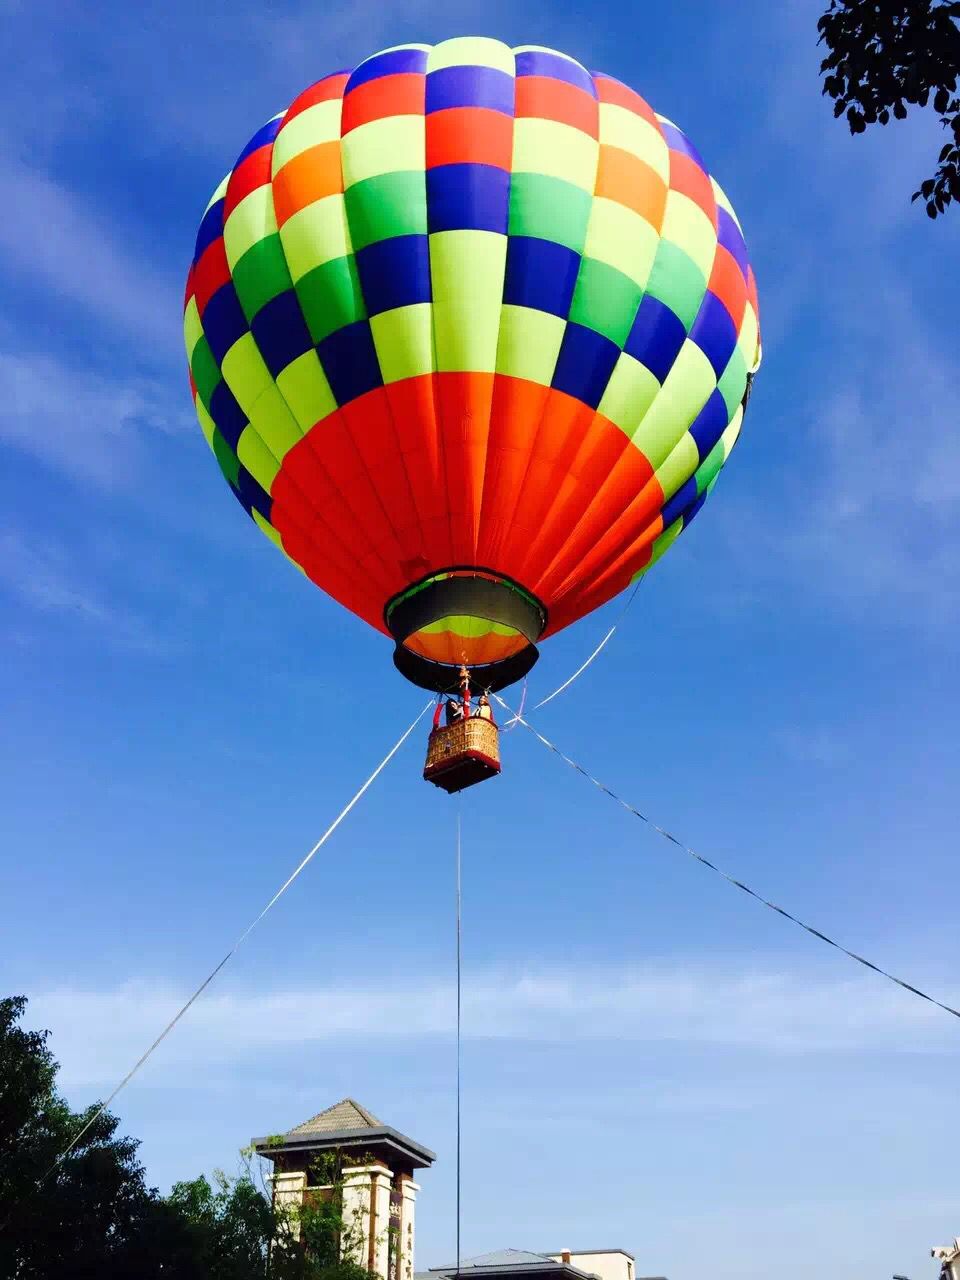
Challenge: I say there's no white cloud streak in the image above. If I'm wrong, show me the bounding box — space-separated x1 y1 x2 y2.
0 345 189 488
0 527 169 654
30 964 956 1091
0 153 180 348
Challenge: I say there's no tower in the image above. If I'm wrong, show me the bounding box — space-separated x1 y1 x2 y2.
253 1098 435 1280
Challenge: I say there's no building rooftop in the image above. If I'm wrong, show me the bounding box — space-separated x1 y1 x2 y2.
288 1098 383 1137
252 1096 436 1172
423 1249 664 1280
426 1250 602 1280
433 1253 565 1271
546 1253 636 1263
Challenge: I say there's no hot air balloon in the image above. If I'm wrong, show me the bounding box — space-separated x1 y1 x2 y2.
184 37 760 790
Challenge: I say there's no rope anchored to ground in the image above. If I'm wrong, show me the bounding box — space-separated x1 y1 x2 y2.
494 693 960 1023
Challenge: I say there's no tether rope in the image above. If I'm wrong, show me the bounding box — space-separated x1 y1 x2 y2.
494 695 960 1022
48 699 434 1176
455 796 463 1278
504 579 643 727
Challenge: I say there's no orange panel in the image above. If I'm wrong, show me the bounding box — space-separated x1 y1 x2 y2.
273 142 343 226
510 393 608 583
477 375 553 568
595 146 667 230
339 388 426 565
434 372 495 563
519 405 648 590
542 471 665 605
547 537 654 635
271 373 665 648
384 375 451 572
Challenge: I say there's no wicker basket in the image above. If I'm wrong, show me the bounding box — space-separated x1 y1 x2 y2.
423 717 501 793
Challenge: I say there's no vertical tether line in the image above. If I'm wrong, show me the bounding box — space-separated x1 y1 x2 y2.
455 795 463 1278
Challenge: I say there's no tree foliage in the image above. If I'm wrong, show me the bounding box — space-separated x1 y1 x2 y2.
0 995 379 1280
0 994 171 1279
818 0 960 216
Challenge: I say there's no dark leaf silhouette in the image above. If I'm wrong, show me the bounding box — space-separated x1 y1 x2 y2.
819 0 960 217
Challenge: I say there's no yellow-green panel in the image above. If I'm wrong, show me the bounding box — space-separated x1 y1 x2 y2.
641 517 682 573
237 423 282 491
737 303 760 372
221 332 273 412
245 383 304 458
272 99 343 174
598 353 660 435
430 230 507 373
427 36 514 72
276 351 337 431
371 303 435 384
183 296 203 361
223 186 278 271
660 191 717 279
598 104 669 182
630 341 716 468
582 197 659 288
195 394 217 448
512 119 598 193
341 116 425 187
203 173 229 217
252 508 284 549
654 432 699 501
495 305 565 385
280 194 354 281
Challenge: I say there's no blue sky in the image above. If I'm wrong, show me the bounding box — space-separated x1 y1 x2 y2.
1 1 959 1278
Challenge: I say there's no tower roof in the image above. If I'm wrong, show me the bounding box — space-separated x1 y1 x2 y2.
289 1098 383 1137
252 1097 435 1172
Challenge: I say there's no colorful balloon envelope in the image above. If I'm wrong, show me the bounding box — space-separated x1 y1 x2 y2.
184 37 761 693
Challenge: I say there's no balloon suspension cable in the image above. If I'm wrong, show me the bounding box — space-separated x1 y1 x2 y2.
493 693 960 1023
503 579 644 728
43 699 434 1184
455 794 463 1279
502 677 527 732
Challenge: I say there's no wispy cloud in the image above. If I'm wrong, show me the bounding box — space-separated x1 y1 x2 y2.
0 153 180 348
737 285 960 621
706 9 960 624
0 345 188 489
30 963 956 1090
0 527 169 654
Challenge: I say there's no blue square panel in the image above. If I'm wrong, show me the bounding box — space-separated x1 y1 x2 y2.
250 290 314 378
202 283 249 365
316 320 384 406
356 235 431 316
689 291 738 379
426 163 510 234
624 295 685 382
209 379 247 451
504 237 581 318
426 65 515 114
688 388 729 461
551 322 620 409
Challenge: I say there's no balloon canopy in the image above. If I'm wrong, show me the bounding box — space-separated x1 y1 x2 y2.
184 38 761 692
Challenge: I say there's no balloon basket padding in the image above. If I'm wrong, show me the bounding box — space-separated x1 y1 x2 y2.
423 719 501 794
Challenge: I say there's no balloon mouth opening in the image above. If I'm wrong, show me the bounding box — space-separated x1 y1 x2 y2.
384 568 546 694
